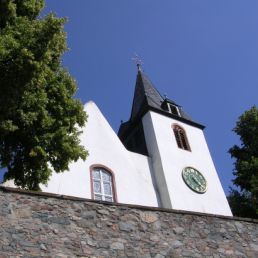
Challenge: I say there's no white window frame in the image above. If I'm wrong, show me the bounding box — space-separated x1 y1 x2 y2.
167 103 181 116
92 168 114 202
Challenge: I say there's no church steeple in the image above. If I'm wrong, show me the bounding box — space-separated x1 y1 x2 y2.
117 69 232 213
118 70 204 155
118 69 204 155
130 70 164 121
128 69 204 128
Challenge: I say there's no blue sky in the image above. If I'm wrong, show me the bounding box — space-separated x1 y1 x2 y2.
2 1 258 195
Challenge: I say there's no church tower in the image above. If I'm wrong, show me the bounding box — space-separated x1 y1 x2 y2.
118 69 232 216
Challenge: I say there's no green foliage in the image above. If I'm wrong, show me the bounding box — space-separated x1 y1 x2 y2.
227 189 257 219
228 106 258 218
0 0 88 190
0 0 44 28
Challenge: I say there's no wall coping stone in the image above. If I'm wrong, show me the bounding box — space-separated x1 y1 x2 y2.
1 186 257 223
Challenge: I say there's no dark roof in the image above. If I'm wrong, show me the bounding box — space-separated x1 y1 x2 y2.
118 70 205 139
130 70 164 120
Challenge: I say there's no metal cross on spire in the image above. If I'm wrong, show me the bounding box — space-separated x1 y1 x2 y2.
132 53 144 71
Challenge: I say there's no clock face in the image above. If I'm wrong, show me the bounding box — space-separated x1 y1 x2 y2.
182 167 207 193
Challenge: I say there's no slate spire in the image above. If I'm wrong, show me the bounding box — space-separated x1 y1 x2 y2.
130 70 164 121
118 69 205 155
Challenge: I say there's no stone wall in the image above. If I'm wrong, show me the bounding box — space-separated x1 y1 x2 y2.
0 187 257 258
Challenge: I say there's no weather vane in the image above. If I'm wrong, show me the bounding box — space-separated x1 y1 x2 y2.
132 53 144 71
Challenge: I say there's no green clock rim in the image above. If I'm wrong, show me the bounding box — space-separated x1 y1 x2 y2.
182 167 208 194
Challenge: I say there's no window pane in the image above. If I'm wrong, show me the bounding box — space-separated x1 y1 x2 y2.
173 125 190 151
91 167 115 202
170 105 179 115
174 129 182 148
180 132 188 150
94 194 102 201
93 181 101 193
103 182 112 195
105 196 113 202
93 170 101 179
102 171 111 182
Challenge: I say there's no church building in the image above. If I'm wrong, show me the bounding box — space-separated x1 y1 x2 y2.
4 68 232 217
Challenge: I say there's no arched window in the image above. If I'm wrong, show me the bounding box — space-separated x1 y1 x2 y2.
90 166 116 202
173 125 191 151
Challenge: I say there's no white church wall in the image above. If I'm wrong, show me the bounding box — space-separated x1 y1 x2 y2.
41 101 159 207
142 111 232 216
141 114 172 209
2 101 232 216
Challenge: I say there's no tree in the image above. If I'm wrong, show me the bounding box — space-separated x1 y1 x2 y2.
0 0 88 191
228 106 258 218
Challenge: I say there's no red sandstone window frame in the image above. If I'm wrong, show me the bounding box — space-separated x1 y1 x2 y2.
172 124 191 151
90 164 117 203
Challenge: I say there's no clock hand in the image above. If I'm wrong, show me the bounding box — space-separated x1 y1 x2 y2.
192 176 201 187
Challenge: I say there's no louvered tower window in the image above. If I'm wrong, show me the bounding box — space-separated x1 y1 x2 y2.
91 167 116 202
169 104 179 116
173 125 191 151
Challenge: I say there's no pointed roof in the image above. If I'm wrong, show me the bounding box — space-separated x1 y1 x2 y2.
118 70 204 141
130 70 164 120
130 70 195 122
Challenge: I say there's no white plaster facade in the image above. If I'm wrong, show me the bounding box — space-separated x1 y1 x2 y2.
39 101 159 207
142 111 232 215
3 71 233 217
